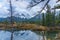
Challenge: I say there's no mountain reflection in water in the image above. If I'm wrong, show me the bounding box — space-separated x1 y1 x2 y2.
0 30 43 40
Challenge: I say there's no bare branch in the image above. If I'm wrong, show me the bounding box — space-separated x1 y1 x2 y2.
27 0 45 8
9 0 13 25
38 0 50 13
56 0 60 3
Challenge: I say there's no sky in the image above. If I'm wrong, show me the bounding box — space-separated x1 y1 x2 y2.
0 0 60 18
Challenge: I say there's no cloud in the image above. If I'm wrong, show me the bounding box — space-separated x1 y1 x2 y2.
0 3 2 8
12 0 29 9
48 0 57 8
0 0 60 18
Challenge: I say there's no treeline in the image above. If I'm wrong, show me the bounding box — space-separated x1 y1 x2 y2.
26 11 60 27
41 11 60 27
26 5 60 27
41 5 60 26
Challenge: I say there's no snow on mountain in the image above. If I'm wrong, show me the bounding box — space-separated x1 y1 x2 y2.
14 9 31 19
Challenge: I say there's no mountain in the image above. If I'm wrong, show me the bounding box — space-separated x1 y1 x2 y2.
0 16 28 22
0 14 42 22
6 16 29 22
28 13 42 21
0 18 6 22
0 13 49 22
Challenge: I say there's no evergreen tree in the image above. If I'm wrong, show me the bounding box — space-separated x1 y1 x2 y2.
42 13 45 26
45 4 56 27
46 4 51 27
51 9 56 26
58 11 60 26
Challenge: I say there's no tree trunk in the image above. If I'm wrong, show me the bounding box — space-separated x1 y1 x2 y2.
42 31 47 40
11 31 14 40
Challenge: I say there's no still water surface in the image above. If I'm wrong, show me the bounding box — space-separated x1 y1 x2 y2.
0 30 43 40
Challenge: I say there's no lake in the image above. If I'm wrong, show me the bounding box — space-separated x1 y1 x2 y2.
0 30 59 40
0 30 43 40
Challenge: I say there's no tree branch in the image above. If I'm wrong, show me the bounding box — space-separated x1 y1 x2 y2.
38 0 50 13
27 0 45 8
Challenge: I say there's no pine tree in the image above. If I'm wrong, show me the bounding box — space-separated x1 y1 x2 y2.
42 13 45 26
45 4 56 27
46 4 51 27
